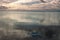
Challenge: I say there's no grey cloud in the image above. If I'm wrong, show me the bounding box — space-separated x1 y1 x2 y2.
0 6 8 10
0 0 17 3
21 1 40 5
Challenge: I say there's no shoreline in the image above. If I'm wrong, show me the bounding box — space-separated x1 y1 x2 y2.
0 9 60 12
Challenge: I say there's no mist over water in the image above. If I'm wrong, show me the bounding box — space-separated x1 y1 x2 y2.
0 11 60 25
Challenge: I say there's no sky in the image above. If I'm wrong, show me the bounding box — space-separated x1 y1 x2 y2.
0 0 60 11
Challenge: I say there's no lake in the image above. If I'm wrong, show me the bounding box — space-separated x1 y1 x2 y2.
0 11 60 39
0 11 60 25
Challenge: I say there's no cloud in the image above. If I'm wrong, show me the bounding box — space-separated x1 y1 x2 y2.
0 0 17 3
20 1 40 5
11 0 41 5
0 0 60 10
0 6 8 10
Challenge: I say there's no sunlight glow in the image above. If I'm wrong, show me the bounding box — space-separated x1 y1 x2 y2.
12 0 33 3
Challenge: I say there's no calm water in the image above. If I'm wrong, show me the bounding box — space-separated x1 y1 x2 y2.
0 11 60 37
0 11 60 40
0 11 60 25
